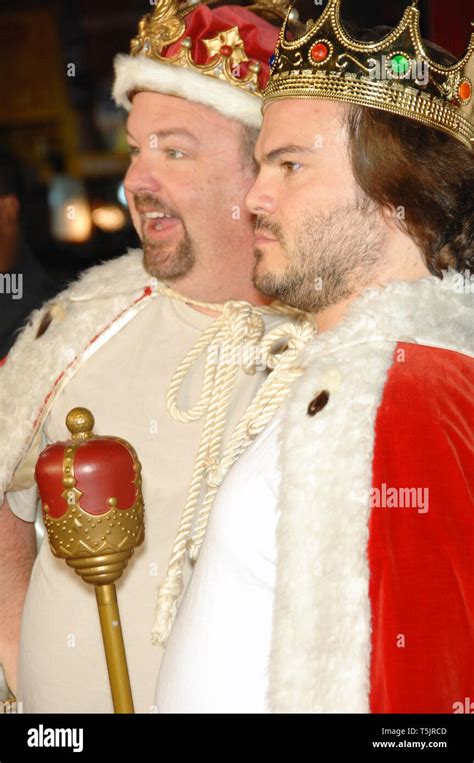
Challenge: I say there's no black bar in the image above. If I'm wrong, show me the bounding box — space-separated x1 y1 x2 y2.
1 712 473 760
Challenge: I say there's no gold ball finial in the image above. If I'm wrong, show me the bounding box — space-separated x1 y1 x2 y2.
66 407 95 440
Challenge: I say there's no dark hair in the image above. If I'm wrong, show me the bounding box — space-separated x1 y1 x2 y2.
343 31 474 276
239 123 259 170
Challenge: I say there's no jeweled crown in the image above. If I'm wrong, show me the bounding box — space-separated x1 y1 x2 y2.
130 0 292 99
264 0 474 149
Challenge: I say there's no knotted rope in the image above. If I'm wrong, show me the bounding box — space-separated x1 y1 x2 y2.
150 281 317 647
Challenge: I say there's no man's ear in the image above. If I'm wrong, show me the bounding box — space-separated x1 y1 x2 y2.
381 203 408 234
0 194 20 225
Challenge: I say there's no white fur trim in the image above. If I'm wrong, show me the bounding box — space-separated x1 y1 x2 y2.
302 270 474 366
0 250 152 506
112 54 263 128
269 342 394 713
268 272 473 713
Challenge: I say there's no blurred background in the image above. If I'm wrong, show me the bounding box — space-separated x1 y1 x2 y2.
0 0 472 361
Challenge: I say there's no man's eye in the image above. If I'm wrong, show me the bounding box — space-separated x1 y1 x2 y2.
127 146 139 158
281 161 302 174
165 149 186 159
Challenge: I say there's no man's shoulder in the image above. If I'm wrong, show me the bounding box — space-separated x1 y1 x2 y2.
385 342 472 403
1 249 149 373
5 249 145 343
21 248 146 317
376 342 472 460
63 247 147 301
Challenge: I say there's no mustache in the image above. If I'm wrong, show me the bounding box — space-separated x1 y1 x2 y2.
253 216 285 244
134 192 178 218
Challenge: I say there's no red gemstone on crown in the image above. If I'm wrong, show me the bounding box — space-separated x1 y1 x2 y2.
220 45 233 57
311 42 329 63
458 80 472 102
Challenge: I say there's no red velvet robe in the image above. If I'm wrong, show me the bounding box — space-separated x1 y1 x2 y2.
370 343 473 713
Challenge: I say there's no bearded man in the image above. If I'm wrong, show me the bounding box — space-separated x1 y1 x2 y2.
154 0 473 713
0 0 305 712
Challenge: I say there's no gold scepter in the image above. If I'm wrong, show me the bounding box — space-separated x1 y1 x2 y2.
35 407 145 714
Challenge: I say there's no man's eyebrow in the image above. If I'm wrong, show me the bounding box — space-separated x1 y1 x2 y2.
260 144 316 164
125 127 198 143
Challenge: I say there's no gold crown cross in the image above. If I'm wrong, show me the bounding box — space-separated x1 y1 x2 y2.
203 27 250 68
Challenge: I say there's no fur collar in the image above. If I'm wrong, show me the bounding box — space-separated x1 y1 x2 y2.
302 270 473 364
66 248 149 300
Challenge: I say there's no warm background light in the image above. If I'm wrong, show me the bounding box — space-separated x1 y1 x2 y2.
48 176 93 243
92 205 127 232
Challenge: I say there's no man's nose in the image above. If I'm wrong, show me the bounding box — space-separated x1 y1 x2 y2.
124 151 162 195
245 176 276 216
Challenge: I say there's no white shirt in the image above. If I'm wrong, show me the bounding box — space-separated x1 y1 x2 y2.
154 407 283 713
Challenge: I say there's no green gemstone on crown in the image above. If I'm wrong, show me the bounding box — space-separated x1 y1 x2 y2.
391 54 410 76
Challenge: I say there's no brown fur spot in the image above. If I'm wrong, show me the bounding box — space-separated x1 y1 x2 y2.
307 390 330 417
35 311 53 339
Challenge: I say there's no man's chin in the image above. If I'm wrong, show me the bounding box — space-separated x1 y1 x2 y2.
253 261 312 310
143 241 195 281
252 261 285 301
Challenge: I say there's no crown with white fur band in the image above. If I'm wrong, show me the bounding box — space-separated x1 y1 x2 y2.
112 0 293 127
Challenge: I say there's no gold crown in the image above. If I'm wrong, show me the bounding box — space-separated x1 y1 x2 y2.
129 0 293 99
264 0 474 149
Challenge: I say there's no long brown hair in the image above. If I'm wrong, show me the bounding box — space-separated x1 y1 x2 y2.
344 35 474 276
